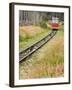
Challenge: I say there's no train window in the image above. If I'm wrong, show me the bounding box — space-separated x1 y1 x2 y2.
56 18 59 23
52 17 59 23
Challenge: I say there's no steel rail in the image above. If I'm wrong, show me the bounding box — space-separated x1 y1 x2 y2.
19 30 57 62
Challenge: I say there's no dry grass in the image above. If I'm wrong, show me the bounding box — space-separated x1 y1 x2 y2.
19 25 50 51
19 26 45 37
19 32 64 79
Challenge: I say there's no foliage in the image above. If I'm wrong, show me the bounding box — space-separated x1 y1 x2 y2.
39 21 48 29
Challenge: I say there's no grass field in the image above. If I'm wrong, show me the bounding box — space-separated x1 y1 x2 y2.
19 29 64 79
19 25 51 51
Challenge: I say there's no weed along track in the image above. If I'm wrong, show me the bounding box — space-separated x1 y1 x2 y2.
19 30 57 62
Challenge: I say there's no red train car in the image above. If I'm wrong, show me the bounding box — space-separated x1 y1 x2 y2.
51 17 60 30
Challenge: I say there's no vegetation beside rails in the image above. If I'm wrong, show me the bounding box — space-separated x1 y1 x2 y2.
19 31 64 79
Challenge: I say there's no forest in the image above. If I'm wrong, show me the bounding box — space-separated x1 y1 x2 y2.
19 10 64 26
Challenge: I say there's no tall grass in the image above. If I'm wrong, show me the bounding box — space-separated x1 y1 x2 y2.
19 32 64 79
19 26 51 51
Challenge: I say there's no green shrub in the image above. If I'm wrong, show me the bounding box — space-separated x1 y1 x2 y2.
40 21 48 29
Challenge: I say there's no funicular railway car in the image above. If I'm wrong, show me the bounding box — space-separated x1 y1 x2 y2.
51 17 60 30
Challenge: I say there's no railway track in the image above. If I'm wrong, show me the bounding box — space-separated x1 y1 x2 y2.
19 30 57 62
